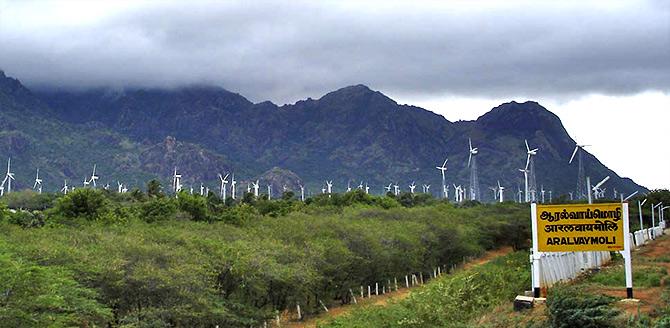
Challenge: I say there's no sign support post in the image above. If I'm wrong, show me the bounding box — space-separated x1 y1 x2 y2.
530 202 541 298
622 202 633 298
531 202 632 299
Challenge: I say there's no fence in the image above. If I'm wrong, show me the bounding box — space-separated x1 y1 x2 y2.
633 220 666 247
536 251 612 288
538 220 667 289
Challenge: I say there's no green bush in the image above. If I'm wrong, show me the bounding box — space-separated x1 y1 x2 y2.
0 244 112 326
140 197 178 223
656 315 670 328
177 192 210 221
6 210 44 228
546 285 620 328
50 188 109 221
1 190 57 211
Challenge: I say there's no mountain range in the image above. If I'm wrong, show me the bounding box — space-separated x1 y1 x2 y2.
0 70 645 200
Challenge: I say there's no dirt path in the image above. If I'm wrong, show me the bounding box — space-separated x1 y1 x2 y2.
285 246 514 328
604 233 670 316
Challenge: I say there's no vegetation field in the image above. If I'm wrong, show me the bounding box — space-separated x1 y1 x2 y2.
0 186 529 327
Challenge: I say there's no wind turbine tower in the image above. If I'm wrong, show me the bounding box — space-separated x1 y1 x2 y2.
436 157 448 199
33 168 43 194
525 140 538 202
253 180 260 197
89 164 99 188
172 167 182 194
219 173 229 199
569 142 590 199
467 139 480 201
326 180 333 197
519 168 529 202
497 180 505 203
2 158 15 194
231 174 237 200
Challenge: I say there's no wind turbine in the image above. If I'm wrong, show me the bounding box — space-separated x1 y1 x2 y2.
231 174 237 200
364 183 370 194
436 157 448 199
357 181 364 190
393 183 399 196
117 181 123 193
199 183 205 196
172 167 182 193
218 173 229 199
524 140 538 202
569 142 590 199
253 180 260 197
326 180 333 196
591 176 610 203
33 168 42 194
347 180 352 192
267 184 272 200
489 186 497 200
2 158 15 194
467 139 480 201
422 184 431 194
540 185 546 203
453 184 463 202
89 164 99 188
409 181 416 194
385 183 392 194
61 180 69 195
497 180 505 203
299 184 305 201
517 187 523 203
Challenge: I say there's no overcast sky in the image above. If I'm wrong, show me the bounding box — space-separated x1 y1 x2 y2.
1 0 669 189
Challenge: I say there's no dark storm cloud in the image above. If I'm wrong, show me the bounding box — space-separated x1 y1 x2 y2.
0 0 668 103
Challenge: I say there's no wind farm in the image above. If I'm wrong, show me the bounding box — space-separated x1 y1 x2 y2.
0 1 667 327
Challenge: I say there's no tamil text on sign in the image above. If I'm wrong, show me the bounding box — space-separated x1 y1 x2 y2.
536 203 624 252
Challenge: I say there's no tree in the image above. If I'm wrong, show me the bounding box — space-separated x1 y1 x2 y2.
146 179 163 198
140 197 178 223
51 189 108 221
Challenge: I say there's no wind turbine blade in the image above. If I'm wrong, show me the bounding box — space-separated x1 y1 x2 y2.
593 176 610 190
468 138 472 151
569 146 578 164
442 157 448 167
623 191 638 201
525 154 530 170
525 139 530 152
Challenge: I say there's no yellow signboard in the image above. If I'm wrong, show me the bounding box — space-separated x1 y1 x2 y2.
536 203 624 252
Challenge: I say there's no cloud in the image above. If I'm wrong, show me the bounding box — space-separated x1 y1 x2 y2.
0 0 668 104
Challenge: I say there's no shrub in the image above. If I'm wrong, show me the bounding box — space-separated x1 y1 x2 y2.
1 190 57 211
177 193 209 221
547 285 620 328
7 210 45 228
51 188 109 221
140 197 178 223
